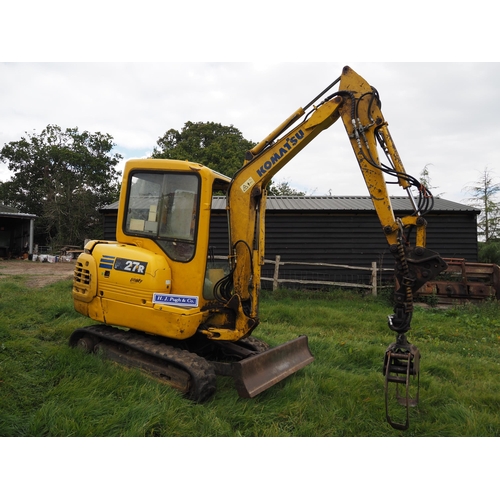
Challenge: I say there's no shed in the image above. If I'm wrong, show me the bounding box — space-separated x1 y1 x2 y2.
100 196 479 287
0 204 36 258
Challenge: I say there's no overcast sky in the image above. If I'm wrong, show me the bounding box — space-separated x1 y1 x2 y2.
1 62 499 204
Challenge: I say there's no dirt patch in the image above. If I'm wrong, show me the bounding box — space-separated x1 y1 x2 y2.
0 259 75 288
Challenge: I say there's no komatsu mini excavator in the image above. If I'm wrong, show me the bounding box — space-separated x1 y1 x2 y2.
71 66 447 430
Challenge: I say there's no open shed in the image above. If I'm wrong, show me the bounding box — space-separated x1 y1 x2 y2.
0 204 37 259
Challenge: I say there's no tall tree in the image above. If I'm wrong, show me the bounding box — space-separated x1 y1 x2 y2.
463 166 500 242
152 121 256 178
419 163 443 198
0 125 122 248
419 163 437 191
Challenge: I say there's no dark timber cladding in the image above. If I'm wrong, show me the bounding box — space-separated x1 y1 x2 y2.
207 196 479 288
100 196 479 288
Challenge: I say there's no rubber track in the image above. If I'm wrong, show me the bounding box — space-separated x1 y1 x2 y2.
70 325 217 402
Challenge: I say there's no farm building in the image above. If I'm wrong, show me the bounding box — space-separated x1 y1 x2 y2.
100 196 479 289
0 204 36 259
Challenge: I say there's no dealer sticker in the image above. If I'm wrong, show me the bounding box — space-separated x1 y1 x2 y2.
153 293 199 308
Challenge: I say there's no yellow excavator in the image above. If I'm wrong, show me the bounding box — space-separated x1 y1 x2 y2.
70 66 447 430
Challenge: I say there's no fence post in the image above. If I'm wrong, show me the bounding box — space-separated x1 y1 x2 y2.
371 261 377 296
273 255 281 291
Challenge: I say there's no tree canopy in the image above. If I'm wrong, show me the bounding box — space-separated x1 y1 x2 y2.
0 124 121 248
152 121 256 178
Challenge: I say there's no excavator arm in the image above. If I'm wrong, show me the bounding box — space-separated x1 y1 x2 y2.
219 66 447 429
337 68 447 334
224 66 445 326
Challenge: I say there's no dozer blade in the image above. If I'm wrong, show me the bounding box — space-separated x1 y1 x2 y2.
231 336 314 398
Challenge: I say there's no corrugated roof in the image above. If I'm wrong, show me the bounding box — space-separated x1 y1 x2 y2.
0 213 37 219
0 204 18 214
211 196 479 213
102 201 119 210
102 196 478 213
0 204 37 218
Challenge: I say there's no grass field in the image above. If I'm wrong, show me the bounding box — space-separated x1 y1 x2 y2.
1 274 499 438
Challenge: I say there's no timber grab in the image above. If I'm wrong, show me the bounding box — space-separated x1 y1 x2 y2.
71 66 447 430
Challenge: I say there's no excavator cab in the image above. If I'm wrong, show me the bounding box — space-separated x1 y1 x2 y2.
122 165 236 304
75 161 226 338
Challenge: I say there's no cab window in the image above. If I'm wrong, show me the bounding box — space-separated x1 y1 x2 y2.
125 172 199 262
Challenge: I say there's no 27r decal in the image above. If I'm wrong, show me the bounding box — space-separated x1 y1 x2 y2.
114 257 148 275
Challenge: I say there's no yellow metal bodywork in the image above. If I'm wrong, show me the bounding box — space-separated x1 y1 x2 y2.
73 159 233 340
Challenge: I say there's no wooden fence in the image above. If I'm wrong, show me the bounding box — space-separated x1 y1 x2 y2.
213 255 393 296
262 255 394 296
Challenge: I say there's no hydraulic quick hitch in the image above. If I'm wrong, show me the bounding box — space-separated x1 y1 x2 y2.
383 333 420 431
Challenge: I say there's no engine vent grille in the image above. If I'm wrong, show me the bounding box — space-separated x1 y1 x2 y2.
74 262 91 286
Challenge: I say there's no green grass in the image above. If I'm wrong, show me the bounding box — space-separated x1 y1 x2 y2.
1 278 499 436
